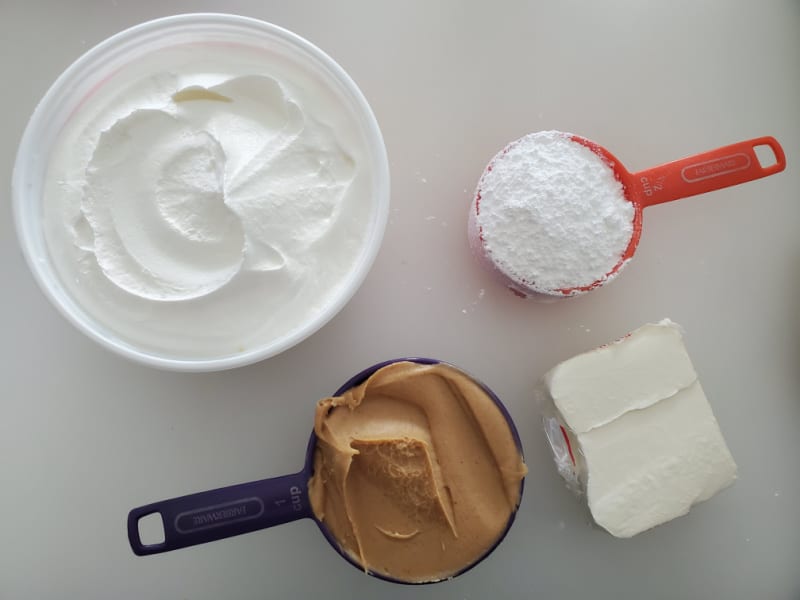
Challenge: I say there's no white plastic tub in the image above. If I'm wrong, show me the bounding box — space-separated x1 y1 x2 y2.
13 13 390 372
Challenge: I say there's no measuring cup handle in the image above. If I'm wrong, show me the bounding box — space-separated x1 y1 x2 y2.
629 136 786 208
127 471 312 556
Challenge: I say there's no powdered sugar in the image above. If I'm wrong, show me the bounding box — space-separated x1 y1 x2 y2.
473 131 634 295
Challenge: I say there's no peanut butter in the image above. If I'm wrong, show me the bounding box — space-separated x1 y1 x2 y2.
308 361 527 582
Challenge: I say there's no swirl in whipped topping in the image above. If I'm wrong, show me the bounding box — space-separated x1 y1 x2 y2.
42 44 375 359
79 75 354 302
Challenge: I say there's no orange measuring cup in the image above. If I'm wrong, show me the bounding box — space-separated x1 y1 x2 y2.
470 133 787 299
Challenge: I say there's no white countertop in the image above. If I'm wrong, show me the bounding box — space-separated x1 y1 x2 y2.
2 1 798 598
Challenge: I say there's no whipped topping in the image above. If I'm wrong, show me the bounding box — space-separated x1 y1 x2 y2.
540 320 737 537
43 45 376 358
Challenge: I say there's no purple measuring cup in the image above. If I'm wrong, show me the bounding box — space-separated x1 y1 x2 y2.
127 357 525 584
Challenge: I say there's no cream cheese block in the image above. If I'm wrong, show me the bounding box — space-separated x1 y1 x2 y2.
540 319 737 538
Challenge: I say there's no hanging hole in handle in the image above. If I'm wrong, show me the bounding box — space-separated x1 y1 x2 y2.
137 511 166 546
754 144 778 169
